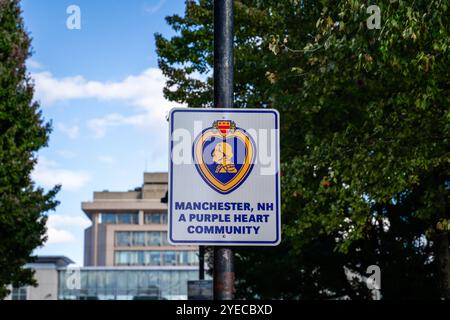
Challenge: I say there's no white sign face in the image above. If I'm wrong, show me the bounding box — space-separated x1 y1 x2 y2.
168 108 280 246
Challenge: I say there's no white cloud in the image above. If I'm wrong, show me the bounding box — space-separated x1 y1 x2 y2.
144 0 166 14
57 123 79 139
44 214 91 246
87 113 147 138
32 67 184 137
32 68 177 113
48 214 91 228
32 157 91 191
27 59 45 70
46 227 75 244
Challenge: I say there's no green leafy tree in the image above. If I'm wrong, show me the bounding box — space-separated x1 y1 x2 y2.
276 0 449 299
0 0 59 298
156 0 449 299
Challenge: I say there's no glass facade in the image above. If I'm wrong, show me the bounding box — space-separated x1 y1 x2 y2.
100 212 138 224
11 287 27 300
115 231 169 247
58 268 206 300
114 251 198 266
144 212 167 224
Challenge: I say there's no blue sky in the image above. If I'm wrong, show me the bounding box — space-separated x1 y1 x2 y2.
21 0 186 265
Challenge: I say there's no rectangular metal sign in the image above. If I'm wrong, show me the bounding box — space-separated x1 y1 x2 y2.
187 280 213 300
168 108 280 246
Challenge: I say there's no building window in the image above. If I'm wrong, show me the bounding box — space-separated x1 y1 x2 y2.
11 287 27 300
137 251 145 265
129 251 138 265
115 232 131 246
115 251 156 266
187 251 199 266
101 212 138 224
115 250 198 266
115 231 167 247
102 213 117 224
163 252 177 266
146 231 161 246
145 252 161 266
161 232 169 246
118 213 138 224
144 212 167 224
178 251 188 265
115 251 129 265
132 232 146 246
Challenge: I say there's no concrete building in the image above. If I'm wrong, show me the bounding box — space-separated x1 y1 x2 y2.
5 172 207 300
82 172 198 267
5 256 74 300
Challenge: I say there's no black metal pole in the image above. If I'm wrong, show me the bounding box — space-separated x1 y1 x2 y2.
213 0 235 300
199 246 205 280
214 0 234 109
213 247 234 300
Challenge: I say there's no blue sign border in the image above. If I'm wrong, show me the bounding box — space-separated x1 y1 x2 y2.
169 108 280 245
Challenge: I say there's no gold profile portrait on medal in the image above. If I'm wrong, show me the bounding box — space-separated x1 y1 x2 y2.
193 120 256 194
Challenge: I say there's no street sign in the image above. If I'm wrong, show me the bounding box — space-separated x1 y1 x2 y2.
187 280 213 300
168 108 280 246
